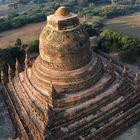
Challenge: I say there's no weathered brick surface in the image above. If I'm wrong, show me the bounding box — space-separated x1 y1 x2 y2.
2 6 140 140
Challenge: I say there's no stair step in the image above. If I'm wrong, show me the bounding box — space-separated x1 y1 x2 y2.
10 79 43 139
84 101 140 140
51 90 139 139
53 73 115 109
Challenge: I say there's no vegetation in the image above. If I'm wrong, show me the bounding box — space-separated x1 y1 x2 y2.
0 0 140 32
0 22 97 69
80 4 140 18
0 10 46 32
33 0 46 4
82 23 101 37
16 0 47 4
0 45 25 70
0 37 39 70
0 1 140 65
28 40 39 53
2 22 139 69
99 29 140 63
18 0 30 5
15 38 22 47
111 0 137 5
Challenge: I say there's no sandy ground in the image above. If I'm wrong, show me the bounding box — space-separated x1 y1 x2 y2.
105 13 140 40
0 21 46 48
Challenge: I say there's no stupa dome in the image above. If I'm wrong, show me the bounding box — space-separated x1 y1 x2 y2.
39 25 91 71
31 7 102 93
38 7 92 71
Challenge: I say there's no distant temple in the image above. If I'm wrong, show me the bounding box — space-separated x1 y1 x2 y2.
1 6 140 140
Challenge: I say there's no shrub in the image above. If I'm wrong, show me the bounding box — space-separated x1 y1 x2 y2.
28 40 39 53
0 45 24 70
119 50 138 63
99 29 140 63
0 10 47 32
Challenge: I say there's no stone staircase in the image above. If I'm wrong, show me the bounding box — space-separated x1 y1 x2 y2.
2 82 30 140
2 70 50 140
53 73 115 109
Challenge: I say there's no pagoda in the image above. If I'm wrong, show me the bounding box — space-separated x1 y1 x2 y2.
1 6 140 140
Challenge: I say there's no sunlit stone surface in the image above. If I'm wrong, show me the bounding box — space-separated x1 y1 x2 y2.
1 6 139 140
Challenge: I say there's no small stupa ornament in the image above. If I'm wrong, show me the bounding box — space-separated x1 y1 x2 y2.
131 73 139 92
15 58 20 75
24 52 31 69
105 58 114 75
8 65 13 80
120 66 127 80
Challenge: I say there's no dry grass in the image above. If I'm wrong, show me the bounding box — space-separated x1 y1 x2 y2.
105 13 140 40
0 21 46 48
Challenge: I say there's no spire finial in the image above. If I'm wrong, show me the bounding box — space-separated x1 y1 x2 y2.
120 65 127 80
0 69 2 84
105 58 114 75
15 58 20 74
50 81 55 94
24 51 31 69
131 73 139 93
8 65 12 75
8 64 13 80
109 58 113 63
0 69 5 84
1 69 4 81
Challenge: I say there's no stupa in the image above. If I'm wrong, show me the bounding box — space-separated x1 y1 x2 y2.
1 6 140 140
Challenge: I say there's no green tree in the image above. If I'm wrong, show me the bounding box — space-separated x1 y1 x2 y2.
15 38 22 46
82 24 97 37
28 40 39 53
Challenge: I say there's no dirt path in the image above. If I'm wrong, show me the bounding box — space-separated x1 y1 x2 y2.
0 21 46 48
